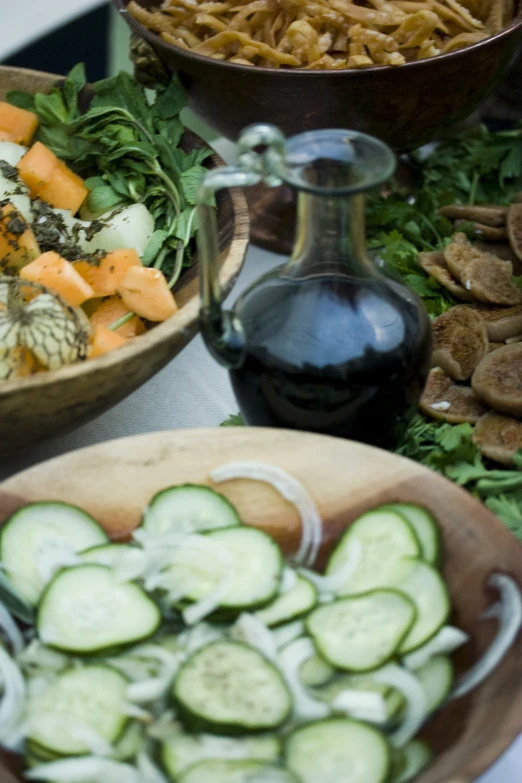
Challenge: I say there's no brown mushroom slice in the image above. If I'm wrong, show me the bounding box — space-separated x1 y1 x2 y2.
473 241 518 264
505 333 522 344
431 305 488 381
420 367 489 423
443 235 483 279
455 221 507 241
507 202 522 262
472 343 522 417
471 303 522 341
418 251 472 302
488 342 505 352
438 204 507 226
460 257 522 306
472 411 522 466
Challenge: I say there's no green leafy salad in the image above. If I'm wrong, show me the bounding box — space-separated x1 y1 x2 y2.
7 64 211 287
222 123 522 541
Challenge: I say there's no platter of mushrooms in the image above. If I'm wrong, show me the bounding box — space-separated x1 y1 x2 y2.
419 197 522 466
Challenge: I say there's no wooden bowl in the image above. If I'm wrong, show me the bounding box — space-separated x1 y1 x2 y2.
115 0 522 151
0 427 521 783
0 66 249 457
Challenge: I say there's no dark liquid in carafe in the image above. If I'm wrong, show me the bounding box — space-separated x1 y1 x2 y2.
230 273 432 449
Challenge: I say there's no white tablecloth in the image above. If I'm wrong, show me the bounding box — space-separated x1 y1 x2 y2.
0 137 520 783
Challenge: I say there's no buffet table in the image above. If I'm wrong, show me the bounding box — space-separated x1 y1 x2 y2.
0 9 521 779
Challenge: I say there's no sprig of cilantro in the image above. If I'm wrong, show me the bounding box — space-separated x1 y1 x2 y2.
7 64 212 285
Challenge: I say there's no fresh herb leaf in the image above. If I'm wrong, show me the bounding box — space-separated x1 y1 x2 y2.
220 413 245 427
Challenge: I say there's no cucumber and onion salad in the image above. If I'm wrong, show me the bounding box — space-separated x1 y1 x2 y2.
0 463 519 783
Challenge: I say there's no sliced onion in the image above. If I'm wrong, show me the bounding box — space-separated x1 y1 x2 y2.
17 640 69 676
450 573 522 700
272 620 305 649
137 752 170 783
0 599 24 656
112 549 150 583
210 461 323 567
0 645 26 743
372 664 427 747
278 638 330 721
123 645 183 703
230 613 277 661
299 540 362 595
25 758 140 783
134 532 235 626
331 689 388 724
402 626 469 670
178 622 224 655
280 568 298 595
122 703 154 723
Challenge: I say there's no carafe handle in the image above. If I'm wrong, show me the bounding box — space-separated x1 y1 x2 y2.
196 124 286 368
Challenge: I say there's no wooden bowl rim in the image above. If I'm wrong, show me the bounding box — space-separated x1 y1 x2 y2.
115 0 522 77
0 65 250 395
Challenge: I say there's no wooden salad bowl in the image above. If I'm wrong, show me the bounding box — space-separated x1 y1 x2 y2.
0 66 249 457
0 427 521 783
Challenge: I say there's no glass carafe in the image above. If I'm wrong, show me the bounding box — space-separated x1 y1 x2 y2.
197 125 432 450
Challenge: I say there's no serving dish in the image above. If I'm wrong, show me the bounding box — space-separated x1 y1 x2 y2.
115 0 522 152
0 426 521 783
0 66 249 457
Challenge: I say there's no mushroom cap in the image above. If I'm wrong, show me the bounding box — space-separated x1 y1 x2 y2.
438 205 507 226
471 303 522 341
472 343 522 417
472 411 522 466
443 236 483 279
460 256 522 306
431 305 488 381
418 251 472 302
420 367 489 424
507 202 522 262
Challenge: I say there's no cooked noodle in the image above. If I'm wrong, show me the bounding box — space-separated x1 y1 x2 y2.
128 0 515 68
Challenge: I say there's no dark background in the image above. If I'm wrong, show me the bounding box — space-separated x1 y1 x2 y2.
2 3 111 80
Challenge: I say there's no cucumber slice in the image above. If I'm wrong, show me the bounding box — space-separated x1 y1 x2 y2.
0 502 108 605
390 740 433 783
326 508 420 596
180 527 283 612
173 641 292 733
27 665 128 756
285 718 390 783
80 543 136 567
387 504 441 566
307 590 416 672
143 484 241 536
392 560 451 654
316 675 405 724
416 655 454 712
112 721 144 761
180 760 294 783
162 732 281 779
254 575 317 627
37 565 161 654
299 653 335 687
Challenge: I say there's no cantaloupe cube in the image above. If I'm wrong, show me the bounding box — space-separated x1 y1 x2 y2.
20 251 95 307
89 295 145 338
16 141 57 197
38 160 88 215
89 325 127 358
118 266 178 322
17 141 88 214
0 202 40 274
0 102 38 145
74 248 142 298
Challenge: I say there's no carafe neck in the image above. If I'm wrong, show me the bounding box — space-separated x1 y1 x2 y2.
286 191 376 279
